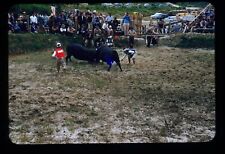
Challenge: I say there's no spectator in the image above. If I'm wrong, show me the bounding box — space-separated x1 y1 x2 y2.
92 14 101 30
48 14 55 34
157 18 164 34
128 26 136 47
18 19 28 32
52 23 59 34
86 12 93 30
59 24 67 35
30 12 38 32
67 25 76 37
99 13 105 26
93 26 103 48
112 17 120 34
84 28 94 48
9 12 15 24
105 13 113 26
59 11 67 25
13 21 21 33
146 25 158 47
102 21 109 37
77 12 87 32
108 25 113 36
77 24 87 45
136 12 143 35
43 13 49 27
122 12 131 36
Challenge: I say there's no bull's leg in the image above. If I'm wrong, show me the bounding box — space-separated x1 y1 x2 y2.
107 64 112 71
116 62 123 72
65 55 72 65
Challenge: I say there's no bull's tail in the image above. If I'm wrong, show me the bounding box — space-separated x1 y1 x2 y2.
66 45 72 64
113 50 123 72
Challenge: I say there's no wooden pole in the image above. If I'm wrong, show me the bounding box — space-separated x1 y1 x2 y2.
189 3 211 26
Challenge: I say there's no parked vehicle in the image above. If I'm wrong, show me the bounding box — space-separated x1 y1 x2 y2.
163 16 178 23
101 3 113 7
150 13 168 19
124 3 132 8
113 3 122 7
167 10 188 16
144 3 150 7
182 14 195 22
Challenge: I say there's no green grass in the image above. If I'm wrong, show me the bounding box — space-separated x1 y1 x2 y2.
10 3 209 19
160 33 215 49
8 33 82 54
61 2 208 17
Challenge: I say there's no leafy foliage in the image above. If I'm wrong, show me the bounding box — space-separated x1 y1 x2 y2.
9 4 52 15
8 33 82 54
159 33 215 49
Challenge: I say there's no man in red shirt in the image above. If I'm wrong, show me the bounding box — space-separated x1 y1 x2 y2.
52 42 66 73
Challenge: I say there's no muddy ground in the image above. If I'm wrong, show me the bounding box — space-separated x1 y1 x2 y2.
8 46 215 143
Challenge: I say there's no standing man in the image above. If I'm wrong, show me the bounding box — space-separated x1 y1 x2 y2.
52 42 66 73
128 26 136 47
29 12 38 33
105 13 114 26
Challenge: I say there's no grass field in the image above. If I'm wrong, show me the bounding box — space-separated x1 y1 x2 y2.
8 45 215 143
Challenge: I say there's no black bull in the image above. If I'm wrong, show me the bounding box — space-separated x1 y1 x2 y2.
66 43 122 71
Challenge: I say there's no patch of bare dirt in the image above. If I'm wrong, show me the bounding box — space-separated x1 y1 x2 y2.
8 46 215 143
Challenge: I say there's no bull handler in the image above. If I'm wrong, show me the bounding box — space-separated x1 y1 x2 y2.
121 44 137 64
52 42 67 73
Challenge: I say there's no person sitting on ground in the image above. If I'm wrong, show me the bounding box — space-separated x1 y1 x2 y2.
66 25 76 37
51 23 59 34
59 24 67 35
52 42 66 73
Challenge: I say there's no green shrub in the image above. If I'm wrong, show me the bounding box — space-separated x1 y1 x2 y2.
8 33 83 54
160 33 215 49
9 4 51 15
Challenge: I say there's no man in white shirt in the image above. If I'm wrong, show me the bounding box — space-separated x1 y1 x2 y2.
30 12 38 24
105 13 114 26
30 12 38 33
121 45 137 64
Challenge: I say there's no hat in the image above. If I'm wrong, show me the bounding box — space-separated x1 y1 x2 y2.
93 10 96 13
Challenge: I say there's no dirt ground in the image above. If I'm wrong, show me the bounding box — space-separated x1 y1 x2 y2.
8 45 215 143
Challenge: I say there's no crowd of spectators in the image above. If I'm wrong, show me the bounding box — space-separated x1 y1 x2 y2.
146 7 215 35
8 9 125 47
8 6 215 47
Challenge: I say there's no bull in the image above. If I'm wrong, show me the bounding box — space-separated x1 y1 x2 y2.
96 45 122 72
66 43 97 64
66 43 122 72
